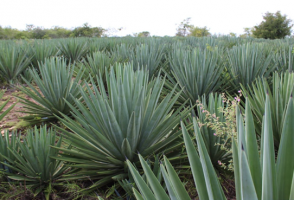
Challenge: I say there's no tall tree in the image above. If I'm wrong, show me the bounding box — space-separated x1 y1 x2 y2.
252 11 293 39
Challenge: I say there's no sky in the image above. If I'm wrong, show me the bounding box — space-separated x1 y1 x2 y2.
0 0 293 37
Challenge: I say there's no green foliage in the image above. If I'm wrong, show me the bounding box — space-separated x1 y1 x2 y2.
233 94 294 200
227 43 275 90
176 18 192 37
196 93 231 169
18 57 84 124
168 47 225 104
29 41 59 68
175 18 211 37
274 45 294 72
70 23 105 38
0 125 70 199
0 46 32 84
132 43 165 78
58 39 89 63
0 131 19 176
188 26 211 37
136 31 151 37
252 11 293 39
53 63 191 187
127 118 226 200
76 51 116 83
240 71 294 147
0 26 30 39
0 23 103 40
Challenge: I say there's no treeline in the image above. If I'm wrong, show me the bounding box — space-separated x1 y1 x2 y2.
0 23 105 40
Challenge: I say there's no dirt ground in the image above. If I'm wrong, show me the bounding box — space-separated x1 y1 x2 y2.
0 88 38 134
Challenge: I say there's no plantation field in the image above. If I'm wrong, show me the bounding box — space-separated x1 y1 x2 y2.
0 36 294 199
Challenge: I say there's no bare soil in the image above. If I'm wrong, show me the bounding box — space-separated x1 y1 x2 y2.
0 88 39 134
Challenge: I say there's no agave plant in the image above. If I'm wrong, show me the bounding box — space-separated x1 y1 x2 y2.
111 43 134 62
0 46 32 84
17 57 84 123
53 63 191 188
227 43 275 90
167 47 225 104
125 94 294 200
196 93 231 169
75 51 116 83
0 131 19 176
274 45 294 72
132 43 165 78
126 117 226 200
233 94 294 200
0 90 18 176
58 39 88 63
0 125 70 199
240 71 294 147
29 41 59 69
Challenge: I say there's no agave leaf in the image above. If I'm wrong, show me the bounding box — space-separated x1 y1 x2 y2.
245 98 262 199
232 139 241 200
164 156 191 200
261 94 277 200
181 120 209 200
193 117 226 200
126 159 156 199
276 96 294 199
138 154 170 200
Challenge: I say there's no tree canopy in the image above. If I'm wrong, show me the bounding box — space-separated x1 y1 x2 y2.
176 18 211 37
252 11 293 39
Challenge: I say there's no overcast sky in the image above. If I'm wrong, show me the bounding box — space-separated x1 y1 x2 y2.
1 0 293 36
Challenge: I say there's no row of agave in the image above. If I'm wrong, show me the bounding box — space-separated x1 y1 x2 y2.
1 65 294 199
1 54 294 199
126 94 294 200
0 38 293 90
0 37 294 199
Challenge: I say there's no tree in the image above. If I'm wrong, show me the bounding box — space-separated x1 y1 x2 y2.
176 18 210 37
70 23 105 37
240 27 254 38
188 26 211 37
176 17 192 37
252 11 293 39
137 31 150 37
229 32 237 37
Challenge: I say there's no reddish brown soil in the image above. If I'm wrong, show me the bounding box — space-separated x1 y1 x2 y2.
0 88 38 134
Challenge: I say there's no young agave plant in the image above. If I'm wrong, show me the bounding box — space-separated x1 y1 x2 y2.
168 47 225 104
29 41 59 69
0 131 20 176
0 46 32 84
196 93 231 169
58 38 88 63
131 43 165 79
0 125 70 200
233 94 294 200
53 63 191 188
75 51 116 83
227 43 275 90
18 57 84 123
